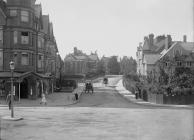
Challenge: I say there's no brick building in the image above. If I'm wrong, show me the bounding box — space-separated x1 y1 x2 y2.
0 0 61 99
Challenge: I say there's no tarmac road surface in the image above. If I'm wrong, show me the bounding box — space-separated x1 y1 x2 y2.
0 75 193 140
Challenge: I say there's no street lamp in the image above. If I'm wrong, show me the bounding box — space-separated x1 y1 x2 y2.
9 61 15 118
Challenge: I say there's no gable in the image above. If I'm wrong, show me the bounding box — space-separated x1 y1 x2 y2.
64 55 76 61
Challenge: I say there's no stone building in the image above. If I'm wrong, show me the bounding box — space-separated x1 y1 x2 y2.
0 0 60 99
64 47 99 75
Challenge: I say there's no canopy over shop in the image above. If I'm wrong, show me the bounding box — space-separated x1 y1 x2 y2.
0 71 54 100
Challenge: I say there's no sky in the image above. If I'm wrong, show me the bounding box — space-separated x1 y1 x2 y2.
36 0 193 59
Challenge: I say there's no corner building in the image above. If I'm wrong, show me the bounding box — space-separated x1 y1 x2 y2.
0 0 60 99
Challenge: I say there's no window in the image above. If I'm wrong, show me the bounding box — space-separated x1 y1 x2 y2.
14 53 17 66
21 10 29 22
186 61 192 67
21 53 29 65
38 36 44 48
177 61 182 67
38 54 43 68
10 10 17 17
0 50 3 71
21 32 29 44
13 31 18 44
0 30 3 44
38 37 41 48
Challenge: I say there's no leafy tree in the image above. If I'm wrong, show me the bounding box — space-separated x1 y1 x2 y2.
107 56 120 74
120 56 137 75
96 59 105 75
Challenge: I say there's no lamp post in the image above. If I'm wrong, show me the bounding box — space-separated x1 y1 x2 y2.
9 61 15 118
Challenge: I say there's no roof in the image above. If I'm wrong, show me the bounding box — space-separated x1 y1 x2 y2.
61 74 85 80
88 54 98 61
0 71 52 80
159 42 194 60
34 4 42 18
0 72 22 78
75 55 88 60
180 42 194 52
159 42 178 59
42 15 50 34
154 39 166 52
143 54 161 65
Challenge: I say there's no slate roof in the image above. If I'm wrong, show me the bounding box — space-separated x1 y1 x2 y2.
143 54 161 65
159 42 178 59
180 42 194 52
88 54 98 61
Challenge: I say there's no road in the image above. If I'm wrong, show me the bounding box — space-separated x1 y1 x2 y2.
0 76 194 140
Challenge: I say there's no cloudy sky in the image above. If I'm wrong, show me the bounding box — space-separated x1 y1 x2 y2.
36 0 193 59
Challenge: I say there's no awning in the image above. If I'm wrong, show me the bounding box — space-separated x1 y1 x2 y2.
0 71 53 81
0 72 22 79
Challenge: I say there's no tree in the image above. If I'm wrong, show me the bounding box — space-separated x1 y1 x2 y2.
120 56 137 75
96 60 105 75
107 56 120 75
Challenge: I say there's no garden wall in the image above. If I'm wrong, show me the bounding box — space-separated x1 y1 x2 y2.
145 93 194 105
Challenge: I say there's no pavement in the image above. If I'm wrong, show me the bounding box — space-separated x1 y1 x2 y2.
0 86 84 107
115 79 194 109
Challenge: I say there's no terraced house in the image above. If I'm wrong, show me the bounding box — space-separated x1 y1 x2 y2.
0 0 61 100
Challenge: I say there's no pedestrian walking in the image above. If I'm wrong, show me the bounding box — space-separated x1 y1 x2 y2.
6 92 11 110
74 93 78 101
135 90 138 99
40 94 47 105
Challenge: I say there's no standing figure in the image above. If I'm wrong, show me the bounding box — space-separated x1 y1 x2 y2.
6 92 11 110
40 94 47 105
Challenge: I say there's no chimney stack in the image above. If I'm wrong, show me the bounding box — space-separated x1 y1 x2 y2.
149 34 154 46
165 35 172 50
183 35 187 42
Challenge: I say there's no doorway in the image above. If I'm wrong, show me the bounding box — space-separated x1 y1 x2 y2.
20 78 28 98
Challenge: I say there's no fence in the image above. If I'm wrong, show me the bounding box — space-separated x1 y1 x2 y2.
143 92 194 105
